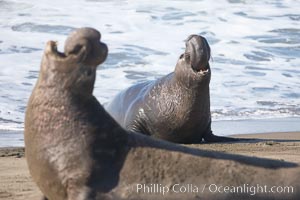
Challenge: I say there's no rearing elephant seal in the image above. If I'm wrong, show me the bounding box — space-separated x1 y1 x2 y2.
25 28 299 200
106 35 235 143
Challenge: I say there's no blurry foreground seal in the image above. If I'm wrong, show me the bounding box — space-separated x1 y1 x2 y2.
106 35 236 143
25 28 299 200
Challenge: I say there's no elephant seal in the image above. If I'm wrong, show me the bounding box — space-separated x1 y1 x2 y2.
25 28 299 200
106 35 236 143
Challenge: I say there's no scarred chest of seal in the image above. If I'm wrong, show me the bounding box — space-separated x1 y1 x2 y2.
137 73 211 142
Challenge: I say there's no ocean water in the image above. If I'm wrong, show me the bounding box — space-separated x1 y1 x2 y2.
0 0 300 146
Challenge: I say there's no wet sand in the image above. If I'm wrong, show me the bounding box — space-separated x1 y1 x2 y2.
0 132 299 200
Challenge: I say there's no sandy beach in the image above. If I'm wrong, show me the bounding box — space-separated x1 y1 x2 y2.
0 131 299 200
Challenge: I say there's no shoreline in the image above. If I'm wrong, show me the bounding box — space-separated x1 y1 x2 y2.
0 131 300 199
1 117 300 148
1 134 299 162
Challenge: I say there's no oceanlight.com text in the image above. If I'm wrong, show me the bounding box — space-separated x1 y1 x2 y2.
133 183 294 196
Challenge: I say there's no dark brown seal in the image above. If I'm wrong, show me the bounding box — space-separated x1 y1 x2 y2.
106 35 236 143
25 28 299 200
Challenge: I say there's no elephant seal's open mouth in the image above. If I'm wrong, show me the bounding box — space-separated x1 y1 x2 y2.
183 34 211 76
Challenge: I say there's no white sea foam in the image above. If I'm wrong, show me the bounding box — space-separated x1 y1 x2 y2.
0 0 300 133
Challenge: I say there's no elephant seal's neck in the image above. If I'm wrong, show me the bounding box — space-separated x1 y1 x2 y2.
173 62 211 91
